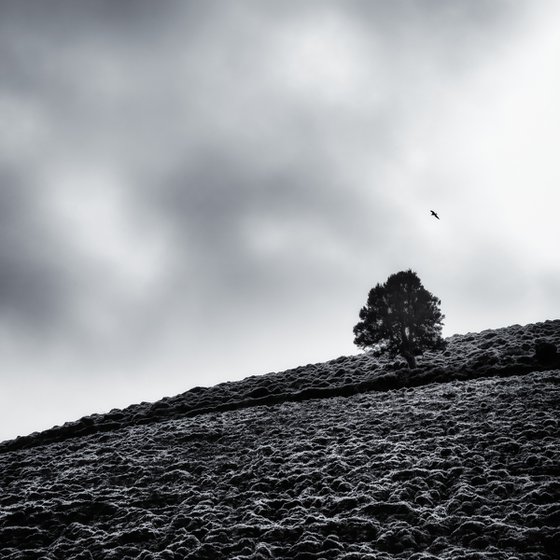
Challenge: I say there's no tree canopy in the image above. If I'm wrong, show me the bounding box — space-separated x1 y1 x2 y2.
353 270 445 368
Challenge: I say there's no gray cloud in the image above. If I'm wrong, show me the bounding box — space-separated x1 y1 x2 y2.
0 169 76 333
1 0 557 440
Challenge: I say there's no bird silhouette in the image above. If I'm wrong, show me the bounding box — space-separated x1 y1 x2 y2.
430 210 440 220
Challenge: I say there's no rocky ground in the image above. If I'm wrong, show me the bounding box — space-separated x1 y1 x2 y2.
1 321 559 559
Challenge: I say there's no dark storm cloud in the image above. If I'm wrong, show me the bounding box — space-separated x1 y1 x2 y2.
0 169 77 333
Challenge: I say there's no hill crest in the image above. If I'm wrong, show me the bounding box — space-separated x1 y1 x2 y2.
2 319 559 453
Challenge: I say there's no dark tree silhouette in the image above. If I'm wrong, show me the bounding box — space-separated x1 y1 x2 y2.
353 270 445 368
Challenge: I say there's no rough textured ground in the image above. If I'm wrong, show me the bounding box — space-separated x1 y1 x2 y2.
1 372 558 559
1 320 559 559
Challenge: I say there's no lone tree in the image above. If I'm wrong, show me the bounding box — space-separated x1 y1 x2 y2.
353 270 445 368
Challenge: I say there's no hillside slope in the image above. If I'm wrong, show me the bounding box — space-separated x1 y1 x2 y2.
0 320 559 559
1 371 558 559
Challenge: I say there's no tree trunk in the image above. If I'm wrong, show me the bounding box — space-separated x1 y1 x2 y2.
400 332 416 369
403 353 416 369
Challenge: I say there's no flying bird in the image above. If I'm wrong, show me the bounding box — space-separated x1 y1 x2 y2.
430 210 440 220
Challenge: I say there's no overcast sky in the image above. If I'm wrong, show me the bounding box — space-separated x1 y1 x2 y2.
1 0 559 441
